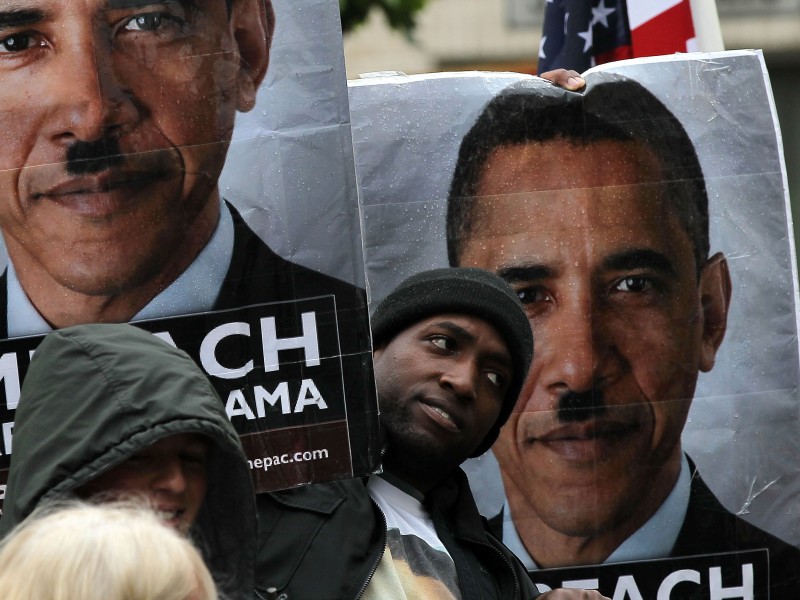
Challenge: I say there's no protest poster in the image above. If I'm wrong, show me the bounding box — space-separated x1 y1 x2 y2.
0 0 379 496
350 50 800 597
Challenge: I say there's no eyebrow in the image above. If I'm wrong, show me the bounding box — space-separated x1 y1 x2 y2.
106 0 188 9
0 8 46 28
496 248 677 282
496 263 553 283
602 248 677 276
434 321 476 342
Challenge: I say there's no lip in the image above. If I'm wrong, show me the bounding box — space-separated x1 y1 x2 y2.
31 170 172 216
418 397 463 433
529 420 639 462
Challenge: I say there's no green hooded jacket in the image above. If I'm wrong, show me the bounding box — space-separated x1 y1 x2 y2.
0 323 256 600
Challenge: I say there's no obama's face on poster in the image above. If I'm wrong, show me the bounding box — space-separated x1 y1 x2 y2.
0 0 272 328
456 138 731 567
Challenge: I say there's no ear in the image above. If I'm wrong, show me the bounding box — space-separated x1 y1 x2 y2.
698 252 732 372
230 0 274 112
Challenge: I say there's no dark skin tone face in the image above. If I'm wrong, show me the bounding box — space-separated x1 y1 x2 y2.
458 139 731 567
0 0 273 328
372 310 614 600
373 313 513 494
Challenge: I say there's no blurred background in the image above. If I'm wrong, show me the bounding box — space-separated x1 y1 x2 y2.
340 0 800 250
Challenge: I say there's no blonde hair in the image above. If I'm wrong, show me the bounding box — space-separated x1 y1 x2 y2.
0 501 217 600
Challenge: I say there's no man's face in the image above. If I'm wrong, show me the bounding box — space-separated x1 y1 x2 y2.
373 313 513 487
80 433 210 533
458 140 730 547
0 0 270 301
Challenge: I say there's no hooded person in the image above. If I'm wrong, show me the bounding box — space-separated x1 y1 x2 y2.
0 323 256 600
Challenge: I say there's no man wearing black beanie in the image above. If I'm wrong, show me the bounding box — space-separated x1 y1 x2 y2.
256 268 608 600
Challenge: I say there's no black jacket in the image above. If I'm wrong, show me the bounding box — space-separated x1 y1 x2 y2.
255 470 543 600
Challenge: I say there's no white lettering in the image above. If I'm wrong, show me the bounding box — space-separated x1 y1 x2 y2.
613 575 644 600
3 421 13 456
261 312 320 373
226 389 256 420
0 353 21 410
534 562 762 600
254 382 291 416
710 564 753 600
249 448 329 471
294 379 327 413
563 580 599 591
226 381 329 420
658 570 701 600
151 331 178 348
201 322 254 379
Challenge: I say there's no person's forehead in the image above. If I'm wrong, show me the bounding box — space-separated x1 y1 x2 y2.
461 178 696 278
476 138 664 196
466 187 680 248
465 139 691 246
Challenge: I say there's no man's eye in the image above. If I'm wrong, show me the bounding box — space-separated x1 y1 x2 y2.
124 13 164 32
486 372 504 388
122 12 181 33
430 335 455 351
516 286 551 304
615 276 652 293
0 32 43 53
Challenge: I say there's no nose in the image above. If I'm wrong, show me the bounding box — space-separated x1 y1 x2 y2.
49 29 139 143
151 458 188 495
538 294 620 400
439 358 479 402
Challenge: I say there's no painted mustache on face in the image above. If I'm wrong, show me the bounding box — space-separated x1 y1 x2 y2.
557 389 607 423
66 137 124 176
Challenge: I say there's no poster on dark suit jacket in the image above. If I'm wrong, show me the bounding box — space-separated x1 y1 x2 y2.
349 51 800 597
0 0 379 497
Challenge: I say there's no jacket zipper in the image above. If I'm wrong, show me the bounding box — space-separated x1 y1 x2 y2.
354 497 387 600
432 500 524 600
460 535 523 600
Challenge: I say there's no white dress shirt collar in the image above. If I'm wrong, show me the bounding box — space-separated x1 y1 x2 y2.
502 453 691 569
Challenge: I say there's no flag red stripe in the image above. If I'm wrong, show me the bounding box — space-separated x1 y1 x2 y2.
630 0 695 57
596 45 634 64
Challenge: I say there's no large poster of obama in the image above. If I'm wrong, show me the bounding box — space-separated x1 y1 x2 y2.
350 51 800 597
0 0 378 495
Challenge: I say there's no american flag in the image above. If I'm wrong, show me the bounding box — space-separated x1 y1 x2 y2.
537 0 697 74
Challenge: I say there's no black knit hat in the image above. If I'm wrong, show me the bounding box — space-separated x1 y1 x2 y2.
371 267 533 457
